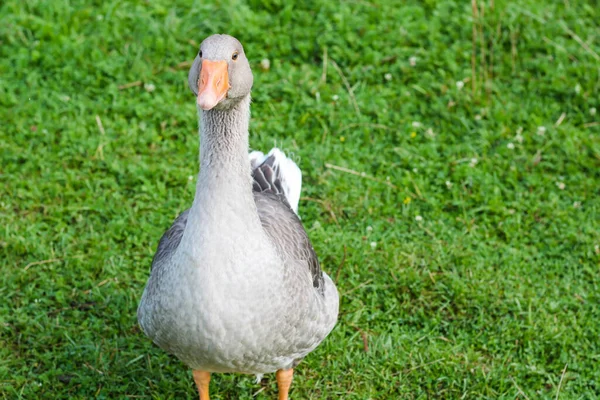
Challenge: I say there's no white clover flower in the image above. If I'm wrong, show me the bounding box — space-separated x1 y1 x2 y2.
507 142 515 149
474 115 482 121
469 158 478 168
409 56 417 66
456 81 465 90
144 83 156 92
590 107 597 116
384 73 392 81
537 126 546 136
415 215 423 222
445 180 452 189
573 201 581 208
188 175 194 181
332 95 339 101
370 241 377 250
425 128 435 137
260 58 270 71
515 134 524 143
575 83 581 94
412 168 418 173
366 226 373 232
556 182 566 190
411 121 422 128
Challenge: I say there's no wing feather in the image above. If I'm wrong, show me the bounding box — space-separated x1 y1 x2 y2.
151 209 189 269
252 151 324 294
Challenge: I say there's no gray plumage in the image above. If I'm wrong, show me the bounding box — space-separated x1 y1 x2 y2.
137 34 338 377
252 153 324 293
151 209 189 268
151 156 325 293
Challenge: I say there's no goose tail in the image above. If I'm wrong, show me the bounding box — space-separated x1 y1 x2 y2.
249 148 302 214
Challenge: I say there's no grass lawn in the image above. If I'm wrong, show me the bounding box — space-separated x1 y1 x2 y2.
1 0 599 398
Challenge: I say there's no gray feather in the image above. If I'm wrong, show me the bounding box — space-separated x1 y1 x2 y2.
151 209 190 269
253 192 324 294
251 154 324 292
251 154 288 206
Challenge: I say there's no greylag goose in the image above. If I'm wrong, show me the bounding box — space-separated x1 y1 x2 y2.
137 34 339 400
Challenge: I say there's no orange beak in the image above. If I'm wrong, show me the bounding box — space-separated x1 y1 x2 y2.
197 60 230 110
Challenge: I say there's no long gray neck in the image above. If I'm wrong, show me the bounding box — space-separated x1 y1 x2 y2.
181 95 258 251
197 95 253 195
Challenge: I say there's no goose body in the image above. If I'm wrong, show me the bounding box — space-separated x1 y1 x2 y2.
137 35 339 398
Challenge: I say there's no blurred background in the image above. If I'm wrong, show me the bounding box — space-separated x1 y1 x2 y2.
1 0 599 398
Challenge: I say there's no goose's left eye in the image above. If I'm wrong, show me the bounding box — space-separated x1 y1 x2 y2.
232 52 239 61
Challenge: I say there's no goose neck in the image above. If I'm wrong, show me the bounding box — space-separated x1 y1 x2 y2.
198 95 251 174
193 94 254 208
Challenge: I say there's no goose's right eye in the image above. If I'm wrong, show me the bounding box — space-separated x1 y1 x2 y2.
199 50 202 58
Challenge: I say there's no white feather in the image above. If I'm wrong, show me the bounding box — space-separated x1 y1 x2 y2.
248 148 302 215
266 148 302 214
248 150 265 169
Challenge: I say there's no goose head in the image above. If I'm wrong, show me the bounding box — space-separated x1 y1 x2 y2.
188 34 254 111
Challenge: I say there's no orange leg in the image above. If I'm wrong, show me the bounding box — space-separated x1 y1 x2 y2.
276 369 294 400
192 370 211 400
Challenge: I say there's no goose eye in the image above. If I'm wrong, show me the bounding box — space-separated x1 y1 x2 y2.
232 52 239 61
198 50 202 58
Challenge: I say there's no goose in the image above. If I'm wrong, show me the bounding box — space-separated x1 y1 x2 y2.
137 34 339 400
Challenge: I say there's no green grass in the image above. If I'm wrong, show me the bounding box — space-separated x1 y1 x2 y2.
1 0 599 398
